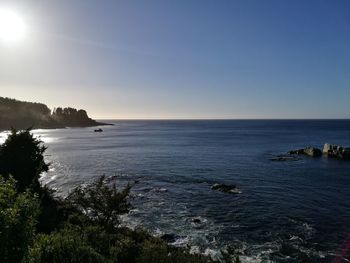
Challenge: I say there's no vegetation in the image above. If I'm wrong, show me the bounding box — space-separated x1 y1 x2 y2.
0 129 211 263
0 176 39 262
0 97 107 130
0 129 49 192
67 175 132 230
51 107 100 127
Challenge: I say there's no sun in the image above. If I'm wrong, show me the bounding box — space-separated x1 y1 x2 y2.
0 9 26 43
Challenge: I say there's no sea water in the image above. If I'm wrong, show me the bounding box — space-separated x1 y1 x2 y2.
3 120 350 262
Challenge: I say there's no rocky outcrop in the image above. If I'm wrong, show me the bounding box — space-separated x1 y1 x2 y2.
323 143 350 159
286 144 350 160
304 147 322 157
288 147 322 157
211 183 241 194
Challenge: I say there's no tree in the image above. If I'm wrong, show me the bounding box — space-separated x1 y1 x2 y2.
0 129 49 192
26 227 107 263
53 107 63 116
0 176 40 263
67 176 132 230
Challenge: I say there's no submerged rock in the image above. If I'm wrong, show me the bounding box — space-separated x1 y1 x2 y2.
211 183 241 194
270 155 300 162
192 218 202 224
160 233 178 243
190 217 207 228
288 149 305 155
288 147 322 157
153 187 168 193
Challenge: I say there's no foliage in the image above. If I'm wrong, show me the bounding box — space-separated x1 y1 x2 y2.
26 227 107 263
36 186 79 233
67 175 132 230
0 96 101 130
27 222 210 263
0 97 56 130
136 238 209 263
0 129 49 192
0 176 40 263
52 107 95 127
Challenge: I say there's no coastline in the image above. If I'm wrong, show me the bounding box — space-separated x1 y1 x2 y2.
0 121 114 132
0 129 212 263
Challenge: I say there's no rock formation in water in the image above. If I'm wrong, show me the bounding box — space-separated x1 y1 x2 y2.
323 143 350 159
211 183 241 194
288 147 322 157
286 144 350 160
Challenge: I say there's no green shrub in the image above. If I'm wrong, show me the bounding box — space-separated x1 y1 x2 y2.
26 227 107 263
0 176 39 263
137 238 210 263
67 175 131 230
0 129 49 192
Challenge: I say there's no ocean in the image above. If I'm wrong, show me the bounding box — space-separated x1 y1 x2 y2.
2 120 350 262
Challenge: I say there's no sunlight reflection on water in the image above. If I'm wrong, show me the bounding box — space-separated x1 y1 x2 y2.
0 130 58 144
32 130 58 143
0 131 10 144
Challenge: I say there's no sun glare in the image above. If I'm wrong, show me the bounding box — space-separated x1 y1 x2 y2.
0 9 26 43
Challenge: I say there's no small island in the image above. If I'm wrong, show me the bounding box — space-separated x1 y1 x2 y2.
0 97 111 131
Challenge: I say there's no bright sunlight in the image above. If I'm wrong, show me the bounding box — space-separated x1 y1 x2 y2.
0 9 26 43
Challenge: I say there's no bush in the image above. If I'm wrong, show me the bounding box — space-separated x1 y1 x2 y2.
0 129 49 192
67 175 131 230
137 239 209 263
26 227 107 263
0 176 40 263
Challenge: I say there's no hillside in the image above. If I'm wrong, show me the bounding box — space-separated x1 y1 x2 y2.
0 97 107 130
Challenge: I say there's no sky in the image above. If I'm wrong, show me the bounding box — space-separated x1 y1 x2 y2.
0 0 349 119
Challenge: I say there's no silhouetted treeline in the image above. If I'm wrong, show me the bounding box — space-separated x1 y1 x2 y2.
0 97 106 130
52 107 100 127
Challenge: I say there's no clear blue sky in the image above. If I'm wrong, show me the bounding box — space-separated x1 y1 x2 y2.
0 0 349 119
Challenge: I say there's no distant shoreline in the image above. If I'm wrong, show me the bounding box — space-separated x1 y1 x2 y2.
0 122 113 133
0 97 114 132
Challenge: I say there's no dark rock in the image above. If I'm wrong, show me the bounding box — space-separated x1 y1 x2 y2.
160 233 177 243
270 156 300 162
192 218 201 224
190 217 207 228
211 183 241 194
288 147 322 157
303 147 322 157
288 149 305 155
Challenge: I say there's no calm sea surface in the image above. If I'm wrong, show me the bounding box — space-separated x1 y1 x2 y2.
2 120 350 262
